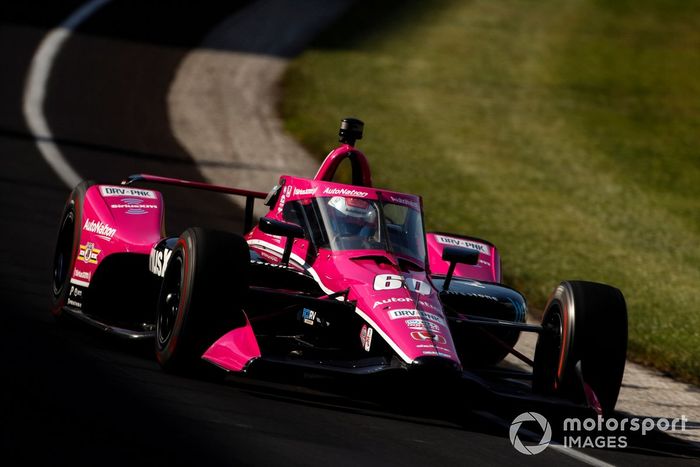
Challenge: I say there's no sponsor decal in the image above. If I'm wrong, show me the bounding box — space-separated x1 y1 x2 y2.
69 285 83 298
416 346 454 358
389 309 420 319
255 249 282 263
99 186 157 199
322 187 369 198
388 309 446 326
149 248 172 277
372 297 413 309
293 187 317 197
274 184 293 214
410 331 447 344
77 242 100 264
110 197 158 215
277 194 287 214
83 219 117 241
73 269 91 281
360 324 373 352
387 195 419 210
67 285 84 309
252 260 291 269
302 308 316 325
418 300 438 311
405 319 441 332
436 235 491 256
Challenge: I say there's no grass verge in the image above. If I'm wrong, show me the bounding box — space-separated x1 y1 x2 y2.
281 0 700 384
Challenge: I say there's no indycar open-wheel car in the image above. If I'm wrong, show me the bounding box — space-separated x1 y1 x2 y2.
50 117 628 416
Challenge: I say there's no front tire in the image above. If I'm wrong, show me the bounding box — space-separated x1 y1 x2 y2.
155 227 250 374
50 181 94 317
533 281 627 416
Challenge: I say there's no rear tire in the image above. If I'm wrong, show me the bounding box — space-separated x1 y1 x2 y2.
155 227 250 374
533 281 627 416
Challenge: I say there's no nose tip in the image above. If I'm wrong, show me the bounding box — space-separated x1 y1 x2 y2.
410 356 462 379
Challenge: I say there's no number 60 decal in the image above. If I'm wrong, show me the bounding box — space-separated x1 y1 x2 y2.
373 274 430 295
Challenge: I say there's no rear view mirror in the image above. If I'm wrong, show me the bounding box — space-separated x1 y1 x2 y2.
259 217 304 239
441 246 480 291
442 246 479 266
258 218 305 266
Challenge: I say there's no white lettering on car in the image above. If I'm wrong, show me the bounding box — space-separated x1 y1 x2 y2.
372 297 413 308
99 186 157 199
388 309 446 326
436 235 491 256
293 187 317 196
322 187 369 197
73 269 91 280
360 324 373 352
405 319 441 332
373 274 430 296
149 248 172 277
83 219 117 241
373 274 403 291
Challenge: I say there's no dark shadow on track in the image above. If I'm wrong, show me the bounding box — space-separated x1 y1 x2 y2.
2 0 361 58
228 365 700 462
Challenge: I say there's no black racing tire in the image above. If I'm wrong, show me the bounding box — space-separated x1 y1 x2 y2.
532 281 627 416
50 180 95 317
155 227 250 374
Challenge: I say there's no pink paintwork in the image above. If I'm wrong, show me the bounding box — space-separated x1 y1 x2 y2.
69 184 164 288
314 144 373 187
202 319 261 372
229 147 462 371
74 145 502 374
426 232 501 283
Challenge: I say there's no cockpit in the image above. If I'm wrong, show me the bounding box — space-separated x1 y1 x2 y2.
280 194 426 265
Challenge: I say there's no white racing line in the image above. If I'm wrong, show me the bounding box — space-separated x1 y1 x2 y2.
20 1 621 464
22 0 111 189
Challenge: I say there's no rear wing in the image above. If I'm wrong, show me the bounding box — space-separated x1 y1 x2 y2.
122 174 267 233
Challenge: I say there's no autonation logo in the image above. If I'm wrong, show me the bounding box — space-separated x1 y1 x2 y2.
509 412 688 454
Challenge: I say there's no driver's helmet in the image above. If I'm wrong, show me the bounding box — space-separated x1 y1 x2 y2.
327 196 377 237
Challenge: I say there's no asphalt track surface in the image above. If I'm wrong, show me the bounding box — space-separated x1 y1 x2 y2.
0 2 698 465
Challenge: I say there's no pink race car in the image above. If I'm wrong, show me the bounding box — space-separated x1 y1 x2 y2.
50 118 628 416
